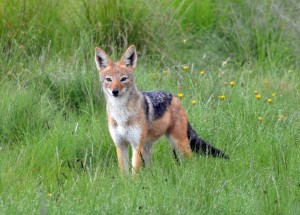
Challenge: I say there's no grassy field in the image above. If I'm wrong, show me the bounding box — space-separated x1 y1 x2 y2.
0 0 300 214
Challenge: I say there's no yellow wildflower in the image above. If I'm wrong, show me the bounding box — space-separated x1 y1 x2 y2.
200 70 205 76
258 116 263 122
256 94 262 100
267 98 272 103
229 81 235 86
191 100 196 105
218 95 225 100
272 92 276 97
178 93 184 98
182 65 189 70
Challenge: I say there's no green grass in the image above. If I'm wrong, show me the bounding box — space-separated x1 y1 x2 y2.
0 0 300 214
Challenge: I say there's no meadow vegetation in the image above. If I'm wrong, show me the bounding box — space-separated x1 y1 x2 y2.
0 0 299 214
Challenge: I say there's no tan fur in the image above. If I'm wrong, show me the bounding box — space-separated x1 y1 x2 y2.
167 98 192 157
95 45 192 175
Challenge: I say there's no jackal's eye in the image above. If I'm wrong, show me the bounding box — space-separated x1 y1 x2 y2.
120 77 127 82
106 77 112 82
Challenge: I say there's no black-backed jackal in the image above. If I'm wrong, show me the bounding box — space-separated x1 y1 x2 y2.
95 45 229 175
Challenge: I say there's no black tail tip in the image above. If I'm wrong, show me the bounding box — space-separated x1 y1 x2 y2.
222 154 230 159
215 151 230 159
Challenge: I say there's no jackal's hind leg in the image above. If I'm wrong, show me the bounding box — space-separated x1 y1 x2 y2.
167 131 192 159
142 141 153 168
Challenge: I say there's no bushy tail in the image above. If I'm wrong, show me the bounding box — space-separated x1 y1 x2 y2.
187 122 229 159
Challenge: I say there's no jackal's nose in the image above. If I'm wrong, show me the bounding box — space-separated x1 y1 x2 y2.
112 88 119 97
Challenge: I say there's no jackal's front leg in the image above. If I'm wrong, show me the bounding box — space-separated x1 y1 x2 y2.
132 146 153 173
121 125 146 174
132 148 144 174
115 144 129 175
131 135 148 174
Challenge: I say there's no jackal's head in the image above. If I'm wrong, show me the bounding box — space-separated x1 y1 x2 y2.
94 45 137 98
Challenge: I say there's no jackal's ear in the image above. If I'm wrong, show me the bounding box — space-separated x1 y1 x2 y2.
120 45 137 68
95 47 112 70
